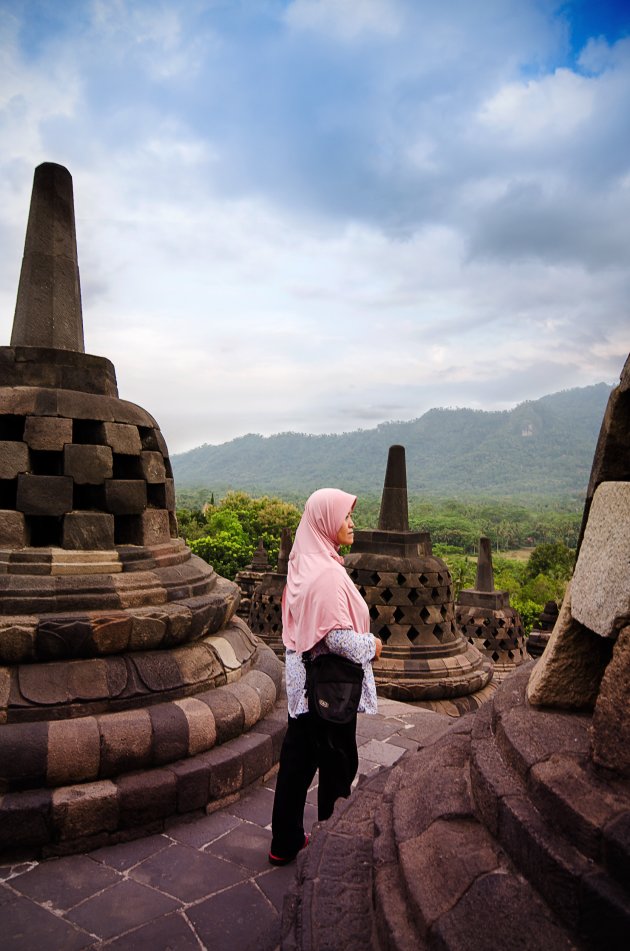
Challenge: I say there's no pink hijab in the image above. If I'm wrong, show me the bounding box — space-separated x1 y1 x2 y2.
282 488 370 653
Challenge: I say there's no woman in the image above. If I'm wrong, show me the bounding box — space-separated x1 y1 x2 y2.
268 487 382 866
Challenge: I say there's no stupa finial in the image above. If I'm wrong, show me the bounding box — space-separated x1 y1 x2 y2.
475 536 495 592
11 162 85 352
378 444 409 532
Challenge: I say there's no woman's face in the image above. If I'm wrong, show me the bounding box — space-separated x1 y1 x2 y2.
336 511 355 547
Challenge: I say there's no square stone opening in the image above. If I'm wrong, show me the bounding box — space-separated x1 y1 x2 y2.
73 419 105 445
73 483 106 510
0 414 26 440
30 449 64 475
29 515 62 547
0 478 17 508
138 426 159 451
112 454 143 480
114 514 143 545
147 483 167 508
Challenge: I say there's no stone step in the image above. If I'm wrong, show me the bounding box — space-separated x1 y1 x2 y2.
469 667 630 949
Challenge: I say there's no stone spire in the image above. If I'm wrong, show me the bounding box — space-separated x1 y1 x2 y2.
11 162 85 352
475 536 495 591
277 526 293 574
455 535 525 675
378 445 409 532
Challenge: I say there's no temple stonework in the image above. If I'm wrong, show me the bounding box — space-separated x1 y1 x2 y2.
234 537 271 620
526 599 559 657
0 164 284 856
456 535 526 677
344 445 493 702
248 527 292 657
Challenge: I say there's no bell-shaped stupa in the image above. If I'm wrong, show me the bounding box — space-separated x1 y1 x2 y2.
456 536 526 677
344 445 493 701
0 164 283 856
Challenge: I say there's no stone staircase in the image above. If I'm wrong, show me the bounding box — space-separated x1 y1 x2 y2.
282 666 630 950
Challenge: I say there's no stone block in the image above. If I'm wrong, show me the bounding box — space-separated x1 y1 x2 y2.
0 788 52 850
0 440 29 478
174 697 217 755
527 581 614 710
23 415 72 451
168 756 212 813
47 717 100 785
104 479 146 514
149 703 190 766
199 687 245 743
62 511 115 550
205 743 244 800
0 510 28 548
97 709 152 777
16 473 73 515
225 680 262 730
592 625 630 777
244 669 277 718
139 509 171 544
52 780 119 840
0 617 37 663
117 768 177 828
165 478 175 510
0 720 49 789
98 421 142 455
140 451 166 483
572 482 630 638
64 444 113 484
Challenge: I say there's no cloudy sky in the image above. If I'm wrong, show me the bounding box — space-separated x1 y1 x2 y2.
0 0 629 454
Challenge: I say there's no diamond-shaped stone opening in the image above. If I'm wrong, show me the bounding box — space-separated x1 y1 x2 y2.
420 606 431 622
437 573 444 583
349 569 359 581
397 572 406 585
379 624 391 642
359 585 366 597
483 617 491 626
419 574 428 585
446 586 452 599
407 624 420 642
476 626 484 637
483 639 491 649
370 572 381 585
393 606 404 623
440 605 448 619
433 624 443 637
431 587 439 599
408 588 419 604
492 651 500 661
369 605 380 620
382 587 393 603
498 618 506 627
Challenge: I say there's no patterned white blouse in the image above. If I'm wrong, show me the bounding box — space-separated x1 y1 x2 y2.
285 629 378 718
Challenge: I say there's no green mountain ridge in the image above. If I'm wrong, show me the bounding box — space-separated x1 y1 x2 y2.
171 383 612 499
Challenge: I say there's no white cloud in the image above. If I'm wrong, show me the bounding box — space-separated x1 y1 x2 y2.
285 0 403 40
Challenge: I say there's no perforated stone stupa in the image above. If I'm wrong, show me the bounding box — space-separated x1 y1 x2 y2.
235 537 271 620
456 536 526 677
248 527 292 657
0 164 283 856
345 445 493 701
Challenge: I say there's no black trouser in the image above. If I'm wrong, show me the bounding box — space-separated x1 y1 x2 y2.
270 711 358 858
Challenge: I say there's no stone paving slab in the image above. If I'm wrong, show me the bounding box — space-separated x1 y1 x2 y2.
0 701 448 950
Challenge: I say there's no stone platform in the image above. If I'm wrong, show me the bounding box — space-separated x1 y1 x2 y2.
0 696 441 950
283 664 630 950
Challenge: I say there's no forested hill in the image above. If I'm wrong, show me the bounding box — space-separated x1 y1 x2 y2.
171 384 612 499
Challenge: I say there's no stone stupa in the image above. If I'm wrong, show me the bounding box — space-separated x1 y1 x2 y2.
235 537 271 620
248 527 292 657
0 163 284 856
456 535 526 677
344 445 493 702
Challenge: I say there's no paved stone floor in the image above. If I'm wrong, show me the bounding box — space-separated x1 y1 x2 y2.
0 699 448 950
